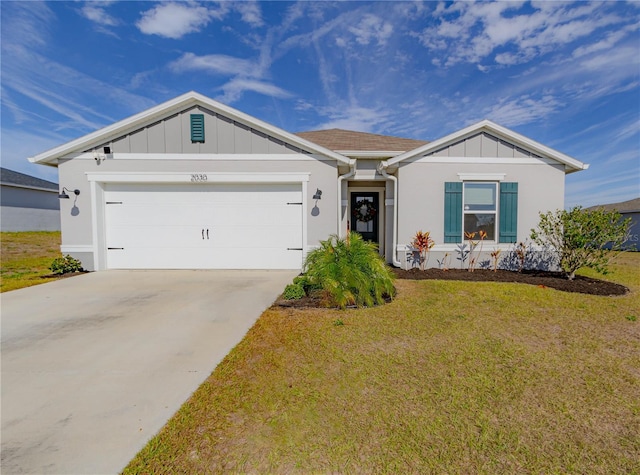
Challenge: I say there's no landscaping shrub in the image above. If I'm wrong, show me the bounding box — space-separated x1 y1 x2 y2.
530 207 631 280
282 283 305 300
303 232 396 309
292 274 322 294
49 255 83 275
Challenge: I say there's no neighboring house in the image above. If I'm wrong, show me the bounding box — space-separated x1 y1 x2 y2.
0 167 60 232
29 91 588 271
589 198 640 251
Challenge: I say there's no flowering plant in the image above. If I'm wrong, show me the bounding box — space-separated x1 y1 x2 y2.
412 230 435 270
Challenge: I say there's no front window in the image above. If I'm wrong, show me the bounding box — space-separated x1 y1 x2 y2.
463 182 497 240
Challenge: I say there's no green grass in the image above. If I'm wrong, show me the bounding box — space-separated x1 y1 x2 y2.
124 253 640 474
1 231 62 292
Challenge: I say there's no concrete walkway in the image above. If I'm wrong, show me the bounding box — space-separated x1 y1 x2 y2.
1 270 296 475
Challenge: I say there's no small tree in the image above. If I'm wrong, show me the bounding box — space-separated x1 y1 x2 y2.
530 206 631 280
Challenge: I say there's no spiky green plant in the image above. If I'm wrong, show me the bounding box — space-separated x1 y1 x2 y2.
304 232 396 309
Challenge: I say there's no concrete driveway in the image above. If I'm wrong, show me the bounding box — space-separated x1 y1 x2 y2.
1 269 296 475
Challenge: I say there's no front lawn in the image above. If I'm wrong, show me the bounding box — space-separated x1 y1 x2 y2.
124 253 640 474
0 231 62 292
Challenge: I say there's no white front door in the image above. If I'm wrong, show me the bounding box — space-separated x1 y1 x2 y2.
104 183 303 269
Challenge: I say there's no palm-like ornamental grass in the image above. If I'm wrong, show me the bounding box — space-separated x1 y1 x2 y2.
303 232 396 309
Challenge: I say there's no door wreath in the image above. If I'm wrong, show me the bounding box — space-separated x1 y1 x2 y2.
352 200 376 222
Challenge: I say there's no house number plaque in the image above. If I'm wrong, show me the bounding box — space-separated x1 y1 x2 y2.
190 174 208 182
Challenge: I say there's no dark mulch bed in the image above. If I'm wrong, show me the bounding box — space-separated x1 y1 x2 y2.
393 268 629 296
275 268 629 309
40 271 90 280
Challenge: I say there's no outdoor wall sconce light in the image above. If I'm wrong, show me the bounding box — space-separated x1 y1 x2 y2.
59 187 80 199
313 188 323 200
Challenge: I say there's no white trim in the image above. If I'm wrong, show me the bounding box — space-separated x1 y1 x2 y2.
60 245 94 253
336 150 407 158
29 91 351 166
398 243 517 252
353 169 379 180
385 198 394 206
414 156 555 166
65 152 332 162
337 161 356 238
384 119 588 173
457 173 506 181
301 180 308 269
85 172 310 184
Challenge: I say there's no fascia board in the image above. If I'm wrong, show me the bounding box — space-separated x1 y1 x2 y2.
29 91 350 166
385 119 589 173
335 150 407 158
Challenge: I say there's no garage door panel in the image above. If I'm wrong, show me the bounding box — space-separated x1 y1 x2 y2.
107 225 211 247
104 183 303 269
212 205 300 227
107 205 210 227
212 225 301 248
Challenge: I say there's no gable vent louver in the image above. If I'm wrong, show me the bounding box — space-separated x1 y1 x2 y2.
190 114 205 143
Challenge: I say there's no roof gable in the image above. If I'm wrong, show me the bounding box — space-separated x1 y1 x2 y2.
29 92 350 166
385 120 588 174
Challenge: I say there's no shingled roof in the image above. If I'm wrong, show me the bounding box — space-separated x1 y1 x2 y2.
0 167 58 191
295 128 428 153
588 197 640 213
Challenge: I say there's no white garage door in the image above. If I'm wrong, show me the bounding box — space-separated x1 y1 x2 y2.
104 183 303 269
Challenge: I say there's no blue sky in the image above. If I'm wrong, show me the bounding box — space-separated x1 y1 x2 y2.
1 1 638 208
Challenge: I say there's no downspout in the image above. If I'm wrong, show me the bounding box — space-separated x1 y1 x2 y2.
337 159 356 238
378 161 402 267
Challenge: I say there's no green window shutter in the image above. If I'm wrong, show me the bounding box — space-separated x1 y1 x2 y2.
499 182 518 243
444 182 463 243
190 114 205 143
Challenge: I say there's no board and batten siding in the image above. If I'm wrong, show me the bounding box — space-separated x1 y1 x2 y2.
427 132 542 159
85 106 306 155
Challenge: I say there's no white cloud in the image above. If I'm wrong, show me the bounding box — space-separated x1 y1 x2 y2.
136 3 216 39
136 1 264 39
315 104 391 133
217 78 293 103
1 1 54 49
235 1 264 27
418 1 633 67
482 95 561 127
2 44 154 132
348 14 393 46
572 26 634 58
169 53 257 77
80 2 119 27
